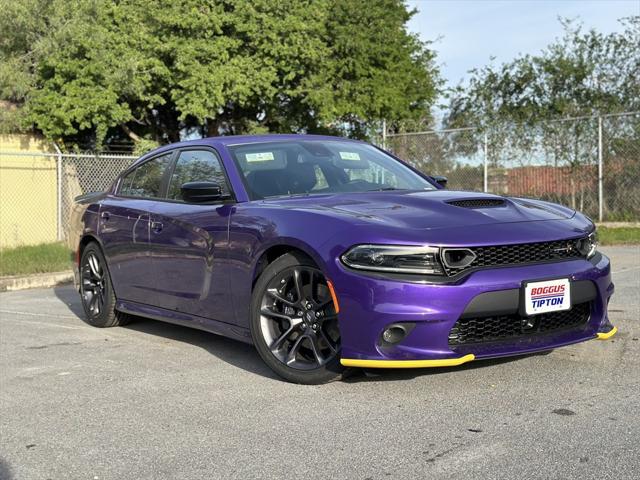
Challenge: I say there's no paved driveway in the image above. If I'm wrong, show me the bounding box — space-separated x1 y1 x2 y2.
1 246 638 479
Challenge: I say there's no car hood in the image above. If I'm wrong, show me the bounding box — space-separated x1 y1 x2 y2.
264 190 575 230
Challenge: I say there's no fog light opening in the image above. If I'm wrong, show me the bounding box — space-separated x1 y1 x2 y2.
382 325 408 344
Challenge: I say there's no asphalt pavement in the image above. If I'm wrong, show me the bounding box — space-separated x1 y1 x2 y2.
1 246 639 480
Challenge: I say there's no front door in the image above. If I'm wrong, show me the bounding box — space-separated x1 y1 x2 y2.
146 148 235 324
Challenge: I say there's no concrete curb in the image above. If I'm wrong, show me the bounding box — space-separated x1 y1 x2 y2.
0 271 74 292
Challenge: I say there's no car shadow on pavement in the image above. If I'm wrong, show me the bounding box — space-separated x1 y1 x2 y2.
342 355 533 383
53 285 280 381
54 285 535 384
0 457 13 480
122 318 280 380
54 284 87 319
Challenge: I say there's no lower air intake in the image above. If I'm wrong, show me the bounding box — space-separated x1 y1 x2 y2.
448 302 591 346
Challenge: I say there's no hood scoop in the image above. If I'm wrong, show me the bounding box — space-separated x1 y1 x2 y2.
447 198 506 209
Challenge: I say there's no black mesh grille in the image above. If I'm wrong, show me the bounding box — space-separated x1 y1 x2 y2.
448 302 591 346
447 199 506 208
442 238 586 276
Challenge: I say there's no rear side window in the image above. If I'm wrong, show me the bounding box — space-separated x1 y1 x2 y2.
120 153 173 198
167 150 230 200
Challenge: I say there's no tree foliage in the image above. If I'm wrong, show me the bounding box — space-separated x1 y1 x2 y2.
443 16 639 166
446 17 639 128
0 0 440 150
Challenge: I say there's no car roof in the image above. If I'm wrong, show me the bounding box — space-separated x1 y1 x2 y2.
211 133 365 146
133 134 366 166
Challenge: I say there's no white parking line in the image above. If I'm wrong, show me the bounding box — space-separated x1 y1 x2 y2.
0 310 83 329
0 309 78 320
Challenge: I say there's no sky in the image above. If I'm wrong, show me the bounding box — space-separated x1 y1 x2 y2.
407 0 639 93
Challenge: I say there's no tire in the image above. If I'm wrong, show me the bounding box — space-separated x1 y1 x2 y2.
79 242 131 328
250 252 344 384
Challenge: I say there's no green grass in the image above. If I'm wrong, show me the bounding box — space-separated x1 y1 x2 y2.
0 242 72 276
598 227 640 246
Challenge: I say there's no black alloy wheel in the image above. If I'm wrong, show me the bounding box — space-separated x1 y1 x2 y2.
79 242 130 327
250 253 343 384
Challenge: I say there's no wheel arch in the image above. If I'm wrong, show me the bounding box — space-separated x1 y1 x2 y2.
76 233 123 301
251 240 325 290
77 233 104 262
76 234 115 286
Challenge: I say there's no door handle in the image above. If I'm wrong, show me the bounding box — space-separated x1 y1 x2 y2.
101 211 111 221
151 221 164 233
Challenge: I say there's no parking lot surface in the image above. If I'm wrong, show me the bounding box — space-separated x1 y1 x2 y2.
1 246 639 480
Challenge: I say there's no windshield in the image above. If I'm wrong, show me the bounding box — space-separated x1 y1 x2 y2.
228 140 435 200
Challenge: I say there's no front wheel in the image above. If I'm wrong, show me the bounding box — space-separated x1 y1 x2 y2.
250 253 343 384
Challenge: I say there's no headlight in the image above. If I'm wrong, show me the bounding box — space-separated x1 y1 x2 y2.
577 230 598 258
341 245 444 275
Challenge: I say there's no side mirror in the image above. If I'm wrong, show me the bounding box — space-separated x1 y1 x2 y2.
431 175 448 188
181 181 223 203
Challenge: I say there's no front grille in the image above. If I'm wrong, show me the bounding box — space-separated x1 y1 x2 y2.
448 302 591 346
447 199 505 208
442 238 586 276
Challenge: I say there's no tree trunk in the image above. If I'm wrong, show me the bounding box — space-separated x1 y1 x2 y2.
121 124 141 142
206 118 220 137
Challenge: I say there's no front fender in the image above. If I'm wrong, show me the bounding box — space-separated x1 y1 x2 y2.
226 205 347 327
252 236 330 279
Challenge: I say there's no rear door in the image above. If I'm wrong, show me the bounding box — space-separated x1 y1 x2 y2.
146 148 235 323
99 152 174 305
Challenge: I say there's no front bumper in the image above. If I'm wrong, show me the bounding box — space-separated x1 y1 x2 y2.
333 253 615 367
341 354 477 369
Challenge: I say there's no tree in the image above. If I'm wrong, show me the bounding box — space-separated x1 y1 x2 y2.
442 16 639 210
0 0 440 151
443 16 639 161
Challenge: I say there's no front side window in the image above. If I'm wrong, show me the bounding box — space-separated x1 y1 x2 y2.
167 150 230 201
120 153 173 198
228 140 435 200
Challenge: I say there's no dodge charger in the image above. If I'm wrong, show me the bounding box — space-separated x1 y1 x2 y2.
68 135 616 383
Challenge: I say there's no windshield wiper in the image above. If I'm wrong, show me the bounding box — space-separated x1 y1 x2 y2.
367 187 404 192
264 192 312 199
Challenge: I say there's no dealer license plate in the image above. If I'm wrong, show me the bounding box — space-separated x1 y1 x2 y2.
524 278 571 316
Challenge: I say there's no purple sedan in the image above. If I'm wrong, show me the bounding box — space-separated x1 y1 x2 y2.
68 135 616 383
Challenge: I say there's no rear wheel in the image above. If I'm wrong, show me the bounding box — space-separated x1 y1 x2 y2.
250 253 343 384
79 242 130 327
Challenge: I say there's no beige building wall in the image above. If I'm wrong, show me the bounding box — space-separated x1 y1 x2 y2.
0 134 58 248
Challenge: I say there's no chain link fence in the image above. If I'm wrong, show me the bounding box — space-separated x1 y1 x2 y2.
0 148 135 247
384 112 640 222
57 153 137 237
383 127 485 192
602 113 640 221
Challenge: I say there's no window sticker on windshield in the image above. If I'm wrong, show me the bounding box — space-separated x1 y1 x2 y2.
339 151 361 161
245 152 275 162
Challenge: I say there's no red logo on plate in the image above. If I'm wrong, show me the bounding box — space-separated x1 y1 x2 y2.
531 284 565 297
